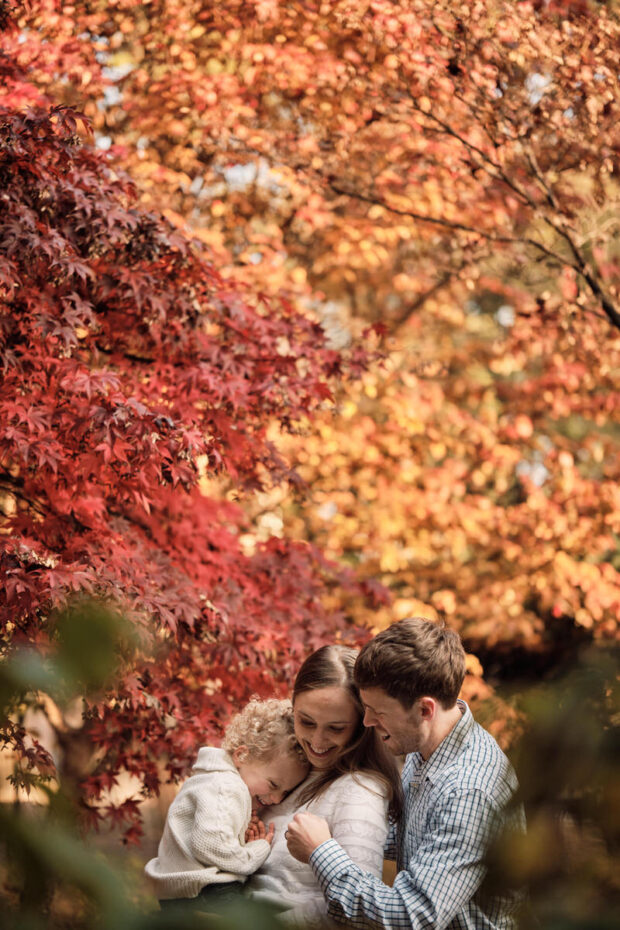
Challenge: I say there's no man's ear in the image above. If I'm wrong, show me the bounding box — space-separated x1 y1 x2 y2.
418 697 436 719
232 745 248 765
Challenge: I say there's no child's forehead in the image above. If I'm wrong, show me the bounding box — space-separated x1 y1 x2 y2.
280 764 309 787
265 752 308 776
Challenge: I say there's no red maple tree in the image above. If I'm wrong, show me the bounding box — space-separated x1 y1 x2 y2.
0 17 381 839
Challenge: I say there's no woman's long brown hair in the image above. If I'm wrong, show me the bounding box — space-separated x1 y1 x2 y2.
293 644 403 821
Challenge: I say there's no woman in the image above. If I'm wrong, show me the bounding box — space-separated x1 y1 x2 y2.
249 644 402 925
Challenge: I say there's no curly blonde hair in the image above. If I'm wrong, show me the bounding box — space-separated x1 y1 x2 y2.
222 697 306 764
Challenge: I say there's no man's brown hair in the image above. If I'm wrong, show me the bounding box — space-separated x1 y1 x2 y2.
354 617 466 709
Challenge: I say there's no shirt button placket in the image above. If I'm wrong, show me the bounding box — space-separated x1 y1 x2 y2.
398 756 425 870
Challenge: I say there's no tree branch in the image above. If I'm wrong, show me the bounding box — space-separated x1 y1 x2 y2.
328 180 570 264
397 97 620 330
524 149 620 329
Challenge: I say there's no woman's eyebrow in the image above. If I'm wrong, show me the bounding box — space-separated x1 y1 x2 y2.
298 713 350 725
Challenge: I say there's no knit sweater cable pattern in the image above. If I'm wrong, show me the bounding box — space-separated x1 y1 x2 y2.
144 747 271 900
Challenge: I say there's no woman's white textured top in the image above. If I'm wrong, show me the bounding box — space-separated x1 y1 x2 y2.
249 770 389 926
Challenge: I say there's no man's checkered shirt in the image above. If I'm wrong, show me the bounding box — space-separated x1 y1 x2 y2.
309 701 524 929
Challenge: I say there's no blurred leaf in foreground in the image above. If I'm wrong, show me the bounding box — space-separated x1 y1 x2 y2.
487 646 620 930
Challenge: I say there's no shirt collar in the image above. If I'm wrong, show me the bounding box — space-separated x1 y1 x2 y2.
416 699 473 785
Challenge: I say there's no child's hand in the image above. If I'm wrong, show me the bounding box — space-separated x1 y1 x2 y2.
245 815 275 844
245 813 261 842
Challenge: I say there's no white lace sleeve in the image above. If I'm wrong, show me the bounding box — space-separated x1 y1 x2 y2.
328 773 389 877
282 774 389 928
251 773 390 929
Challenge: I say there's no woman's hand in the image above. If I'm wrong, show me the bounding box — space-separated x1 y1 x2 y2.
286 812 332 863
245 814 275 844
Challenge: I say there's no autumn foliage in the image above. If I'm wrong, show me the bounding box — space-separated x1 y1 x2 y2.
1 0 619 846
0 13 382 839
12 0 618 325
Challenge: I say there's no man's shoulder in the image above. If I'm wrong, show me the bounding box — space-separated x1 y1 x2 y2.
467 718 516 773
435 722 517 802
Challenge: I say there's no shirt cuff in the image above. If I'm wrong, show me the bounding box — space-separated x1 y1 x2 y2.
309 839 354 892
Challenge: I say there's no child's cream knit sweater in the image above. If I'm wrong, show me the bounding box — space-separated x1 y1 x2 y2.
145 746 271 900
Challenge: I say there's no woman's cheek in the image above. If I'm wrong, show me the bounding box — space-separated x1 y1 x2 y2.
295 723 310 742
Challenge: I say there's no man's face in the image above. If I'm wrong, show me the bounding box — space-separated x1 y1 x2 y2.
359 687 426 756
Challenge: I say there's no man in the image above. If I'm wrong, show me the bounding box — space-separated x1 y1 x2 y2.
286 618 523 929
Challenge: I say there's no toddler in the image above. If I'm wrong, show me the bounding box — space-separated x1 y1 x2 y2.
145 697 309 910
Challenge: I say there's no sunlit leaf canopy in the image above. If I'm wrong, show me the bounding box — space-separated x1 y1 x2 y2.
1 0 619 839
12 1 620 321
17 0 615 656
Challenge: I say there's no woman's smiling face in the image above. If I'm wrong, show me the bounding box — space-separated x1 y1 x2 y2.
293 685 359 769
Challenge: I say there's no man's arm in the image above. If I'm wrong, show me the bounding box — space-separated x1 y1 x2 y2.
288 789 502 930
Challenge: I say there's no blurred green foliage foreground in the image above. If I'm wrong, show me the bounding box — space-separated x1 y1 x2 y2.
1 600 618 929
489 647 620 930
